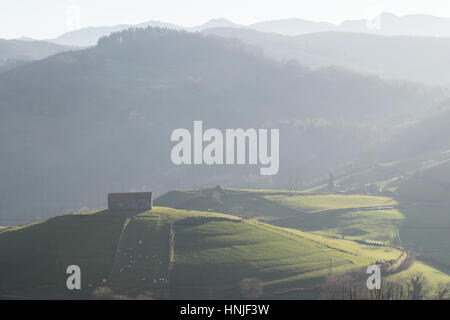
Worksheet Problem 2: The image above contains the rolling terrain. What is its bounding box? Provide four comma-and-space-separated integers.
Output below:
0, 203, 406, 299
1, 27, 444, 223
156, 187, 400, 242
1, 186, 449, 299
2, 16, 450, 301
307, 146, 450, 270
157, 187, 450, 291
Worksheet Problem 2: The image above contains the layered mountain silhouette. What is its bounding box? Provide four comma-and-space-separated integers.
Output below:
42, 12, 450, 47
203, 27, 450, 86
0, 27, 446, 223
252, 12, 450, 37
49, 18, 238, 47
0, 39, 79, 72
51, 21, 183, 47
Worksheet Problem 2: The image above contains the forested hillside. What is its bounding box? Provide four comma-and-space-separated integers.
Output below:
0, 27, 446, 222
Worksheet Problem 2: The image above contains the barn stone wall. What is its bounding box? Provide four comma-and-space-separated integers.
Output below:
107, 193, 153, 210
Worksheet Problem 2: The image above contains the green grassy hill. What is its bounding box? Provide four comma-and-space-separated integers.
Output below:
156, 187, 450, 293
312, 148, 450, 195
0, 212, 127, 298
345, 157, 450, 269
1, 186, 449, 299
0, 206, 404, 299
301, 148, 450, 271
156, 188, 401, 243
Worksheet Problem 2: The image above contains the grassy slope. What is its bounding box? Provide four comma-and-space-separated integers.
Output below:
302, 149, 450, 273
103, 206, 404, 298
0, 206, 402, 299
398, 206, 450, 266
393, 159, 450, 268
158, 189, 402, 243
396, 158, 450, 202
246, 191, 450, 284
1, 185, 449, 299
386, 261, 450, 290
0, 211, 127, 297
264, 194, 397, 213
150, 207, 401, 299
155, 189, 301, 220
156, 188, 450, 292
275, 209, 403, 241
264, 194, 402, 244
317, 148, 450, 194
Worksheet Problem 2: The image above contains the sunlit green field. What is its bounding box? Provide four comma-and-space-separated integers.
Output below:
0, 206, 404, 299
273, 208, 404, 243
264, 194, 397, 214
132, 207, 403, 298
1, 185, 449, 299
387, 260, 450, 289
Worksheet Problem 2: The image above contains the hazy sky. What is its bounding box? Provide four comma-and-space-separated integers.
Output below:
2, 0, 450, 39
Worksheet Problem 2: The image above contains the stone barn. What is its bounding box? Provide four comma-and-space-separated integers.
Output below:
108, 192, 153, 210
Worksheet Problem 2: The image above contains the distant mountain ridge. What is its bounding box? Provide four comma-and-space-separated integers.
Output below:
51, 20, 184, 47
0, 39, 78, 60
202, 27, 450, 86
7, 20, 450, 86
251, 12, 450, 37
249, 18, 336, 35
44, 12, 450, 47
0, 39, 79, 73
50, 18, 238, 46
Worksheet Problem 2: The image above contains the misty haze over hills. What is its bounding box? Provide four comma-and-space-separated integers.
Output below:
5, 12, 450, 87
0, 39, 79, 73
5, 25, 450, 87
251, 12, 450, 37
49, 18, 234, 47
1, 12, 450, 224
3, 4, 450, 301
41, 12, 450, 47
0, 27, 446, 223
203, 28, 450, 86
51, 20, 184, 47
